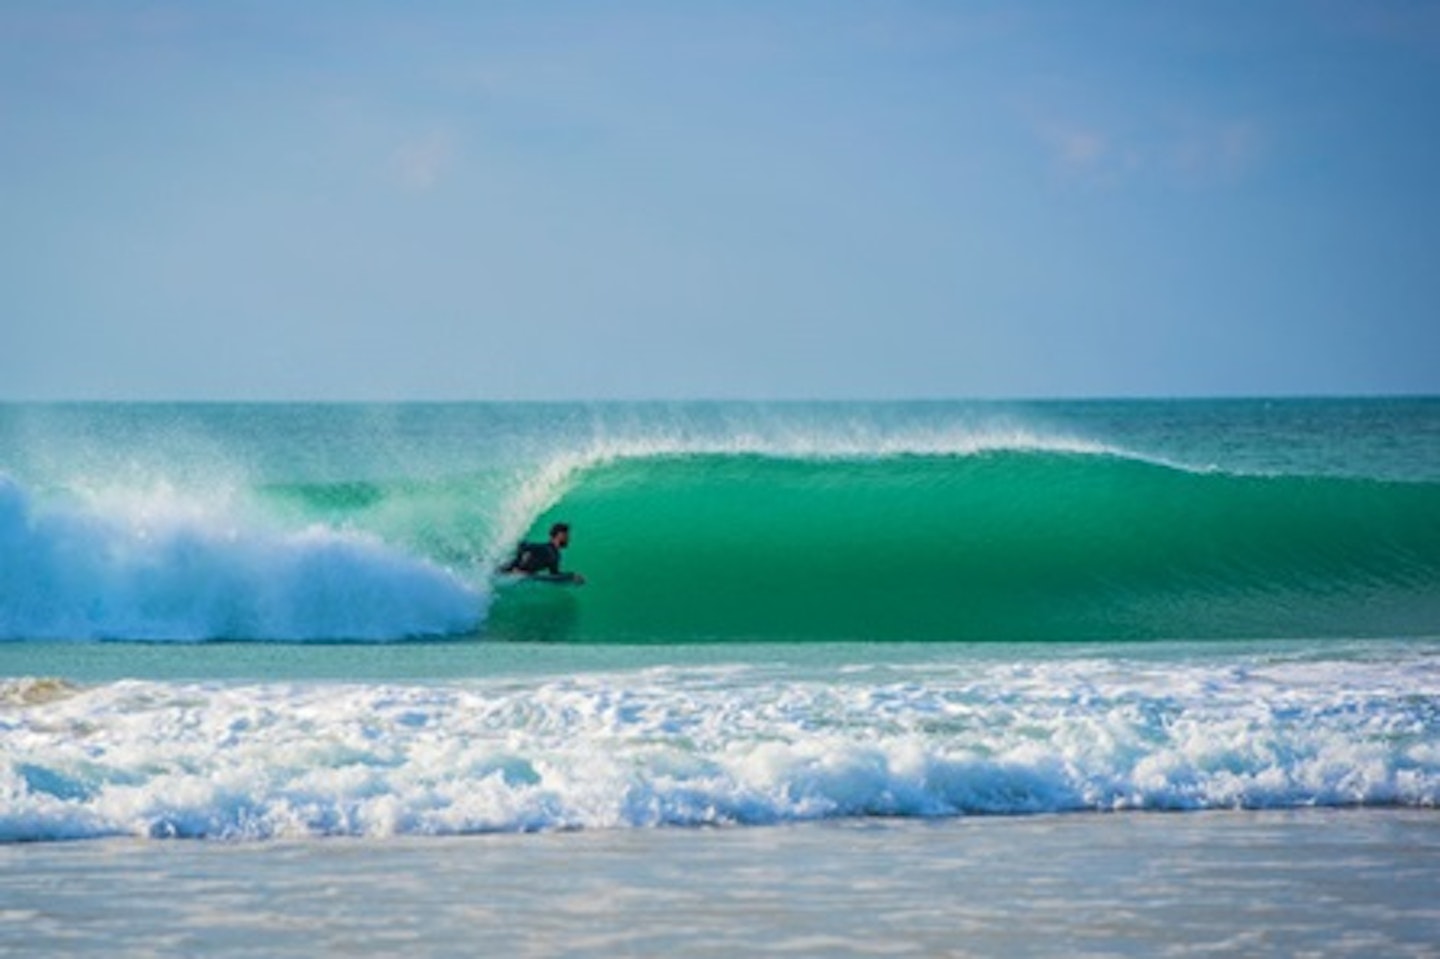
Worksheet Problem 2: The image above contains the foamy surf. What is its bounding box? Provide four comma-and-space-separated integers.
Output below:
0, 475, 483, 641
3, 650, 1436, 841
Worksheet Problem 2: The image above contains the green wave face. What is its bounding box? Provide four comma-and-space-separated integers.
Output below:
486, 451, 1440, 643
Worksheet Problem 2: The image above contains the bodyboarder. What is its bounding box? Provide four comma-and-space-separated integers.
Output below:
499, 522, 586, 584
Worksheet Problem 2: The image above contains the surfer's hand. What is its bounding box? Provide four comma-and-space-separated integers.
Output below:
573, 573, 586, 585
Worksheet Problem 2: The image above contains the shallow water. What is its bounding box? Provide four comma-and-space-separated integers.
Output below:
2, 810, 1435, 957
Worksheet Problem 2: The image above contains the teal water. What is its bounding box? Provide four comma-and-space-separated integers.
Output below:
3, 399, 1438, 645
0, 400, 1438, 842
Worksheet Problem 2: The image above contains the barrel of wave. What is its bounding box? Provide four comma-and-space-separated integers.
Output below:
480, 450, 1440, 644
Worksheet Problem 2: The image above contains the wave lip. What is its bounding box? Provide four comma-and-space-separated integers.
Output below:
479, 423, 1149, 562
2, 654, 1436, 842
0, 475, 482, 642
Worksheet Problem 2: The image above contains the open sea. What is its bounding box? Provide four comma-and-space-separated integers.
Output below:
2, 399, 1438, 955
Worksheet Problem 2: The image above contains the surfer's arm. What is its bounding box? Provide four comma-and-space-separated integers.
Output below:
529, 572, 586, 585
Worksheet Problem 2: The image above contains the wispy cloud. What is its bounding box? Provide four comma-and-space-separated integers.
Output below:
1031, 110, 1264, 187
392, 131, 456, 192
1056, 128, 1108, 168
1032, 117, 1140, 184
1169, 120, 1264, 181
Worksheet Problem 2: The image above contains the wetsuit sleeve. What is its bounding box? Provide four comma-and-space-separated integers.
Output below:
501, 542, 542, 574
500, 542, 575, 579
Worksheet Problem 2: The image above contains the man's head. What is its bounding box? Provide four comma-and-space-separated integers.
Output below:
549, 522, 571, 548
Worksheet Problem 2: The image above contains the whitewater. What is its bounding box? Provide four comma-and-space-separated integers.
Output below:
3, 645, 1437, 842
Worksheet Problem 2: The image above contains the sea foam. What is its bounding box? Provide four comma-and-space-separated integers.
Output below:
0, 475, 482, 641
2, 652, 1435, 841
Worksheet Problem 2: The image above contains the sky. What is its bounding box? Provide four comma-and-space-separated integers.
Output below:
2, 1, 1438, 401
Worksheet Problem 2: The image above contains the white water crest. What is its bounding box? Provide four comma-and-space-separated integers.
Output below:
482, 419, 1153, 566
3, 651, 1436, 841
0, 475, 483, 641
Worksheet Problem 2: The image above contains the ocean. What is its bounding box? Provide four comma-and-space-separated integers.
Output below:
2, 399, 1438, 955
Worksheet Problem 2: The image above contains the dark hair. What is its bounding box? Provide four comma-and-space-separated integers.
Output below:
549, 522, 570, 537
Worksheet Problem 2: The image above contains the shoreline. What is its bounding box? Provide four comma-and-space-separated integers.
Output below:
2, 808, 1435, 957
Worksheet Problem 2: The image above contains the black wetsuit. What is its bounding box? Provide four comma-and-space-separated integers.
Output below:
502, 541, 566, 577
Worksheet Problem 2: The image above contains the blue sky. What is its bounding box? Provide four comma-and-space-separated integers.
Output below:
3, 1, 1438, 400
